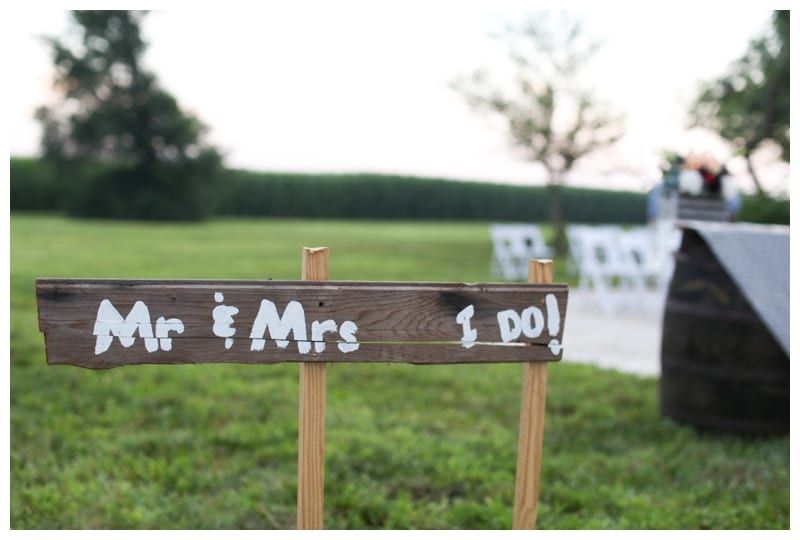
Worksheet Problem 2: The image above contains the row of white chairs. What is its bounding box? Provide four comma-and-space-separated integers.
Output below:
489, 223, 682, 315
566, 223, 681, 315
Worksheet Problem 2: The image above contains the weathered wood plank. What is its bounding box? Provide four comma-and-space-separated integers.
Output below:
36, 278, 568, 368
36, 279, 567, 343
41, 335, 559, 368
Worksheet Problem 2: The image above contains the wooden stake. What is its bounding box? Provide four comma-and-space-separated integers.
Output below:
512, 259, 552, 529
297, 247, 329, 530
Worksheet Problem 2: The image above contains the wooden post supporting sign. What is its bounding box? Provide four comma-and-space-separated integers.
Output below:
513, 259, 553, 529
35, 249, 568, 529
298, 247, 328, 530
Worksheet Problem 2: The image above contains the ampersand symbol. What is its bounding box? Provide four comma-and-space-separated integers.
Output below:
212, 292, 239, 349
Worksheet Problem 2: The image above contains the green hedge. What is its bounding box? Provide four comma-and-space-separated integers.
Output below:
738, 194, 790, 224
9, 156, 652, 223
9, 157, 62, 211
10, 156, 221, 221
215, 169, 648, 223
9, 157, 115, 213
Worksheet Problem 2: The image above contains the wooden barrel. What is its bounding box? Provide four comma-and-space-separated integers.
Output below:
675, 196, 731, 221
660, 229, 789, 435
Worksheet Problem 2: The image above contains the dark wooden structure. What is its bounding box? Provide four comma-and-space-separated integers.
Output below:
36, 279, 568, 368
660, 222, 789, 435
675, 196, 731, 221
658, 191, 732, 222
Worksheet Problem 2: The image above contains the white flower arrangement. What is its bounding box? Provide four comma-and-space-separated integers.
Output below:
662, 152, 739, 202
677, 169, 703, 196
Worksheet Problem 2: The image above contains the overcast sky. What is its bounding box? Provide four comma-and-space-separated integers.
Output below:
7, 5, 789, 194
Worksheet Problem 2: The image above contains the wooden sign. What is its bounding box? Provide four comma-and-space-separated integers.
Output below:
36, 249, 566, 530
36, 278, 568, 369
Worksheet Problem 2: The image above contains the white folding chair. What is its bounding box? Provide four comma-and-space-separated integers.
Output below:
615, 227, 666, 314
489, 224, 553, 281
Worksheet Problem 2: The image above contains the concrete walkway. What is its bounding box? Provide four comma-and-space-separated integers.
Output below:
560, 291, 663, 378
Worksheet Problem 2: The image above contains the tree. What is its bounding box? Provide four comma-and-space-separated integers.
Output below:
690, 10, 789, 195
452, 12, 623, 256
36, 10, 223, 220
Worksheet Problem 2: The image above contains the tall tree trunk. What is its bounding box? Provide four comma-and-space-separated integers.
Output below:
744, 151, 766, 196
547, 178, 567, 257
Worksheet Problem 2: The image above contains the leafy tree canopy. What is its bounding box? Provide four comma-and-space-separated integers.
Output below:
690, 11, 789, 194
452, 12, 623, 254
37, 10, 222, 220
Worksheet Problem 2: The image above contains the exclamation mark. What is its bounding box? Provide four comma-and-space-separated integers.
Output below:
545, 293, 561, 355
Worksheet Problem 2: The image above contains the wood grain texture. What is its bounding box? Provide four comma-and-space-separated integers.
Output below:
36, 278, 568, 368
297, 361, 326, 529
297, 247, 327, 530
36, 280, 566, 344
512, 259, 552, 530
38, 339, 559, 369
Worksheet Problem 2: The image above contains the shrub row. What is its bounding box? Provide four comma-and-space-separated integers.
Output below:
9, 156, 222, 221
11, 156, 787, 224
10, 157, 650, 223
9, 157, 65, 211
737, 193, 791, 224
214, 168, 649, 223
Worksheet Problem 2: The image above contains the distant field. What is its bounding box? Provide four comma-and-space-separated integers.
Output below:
10, 214, 789, 529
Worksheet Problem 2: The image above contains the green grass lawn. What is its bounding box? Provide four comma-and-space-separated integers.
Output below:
10, 214, 789, 529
